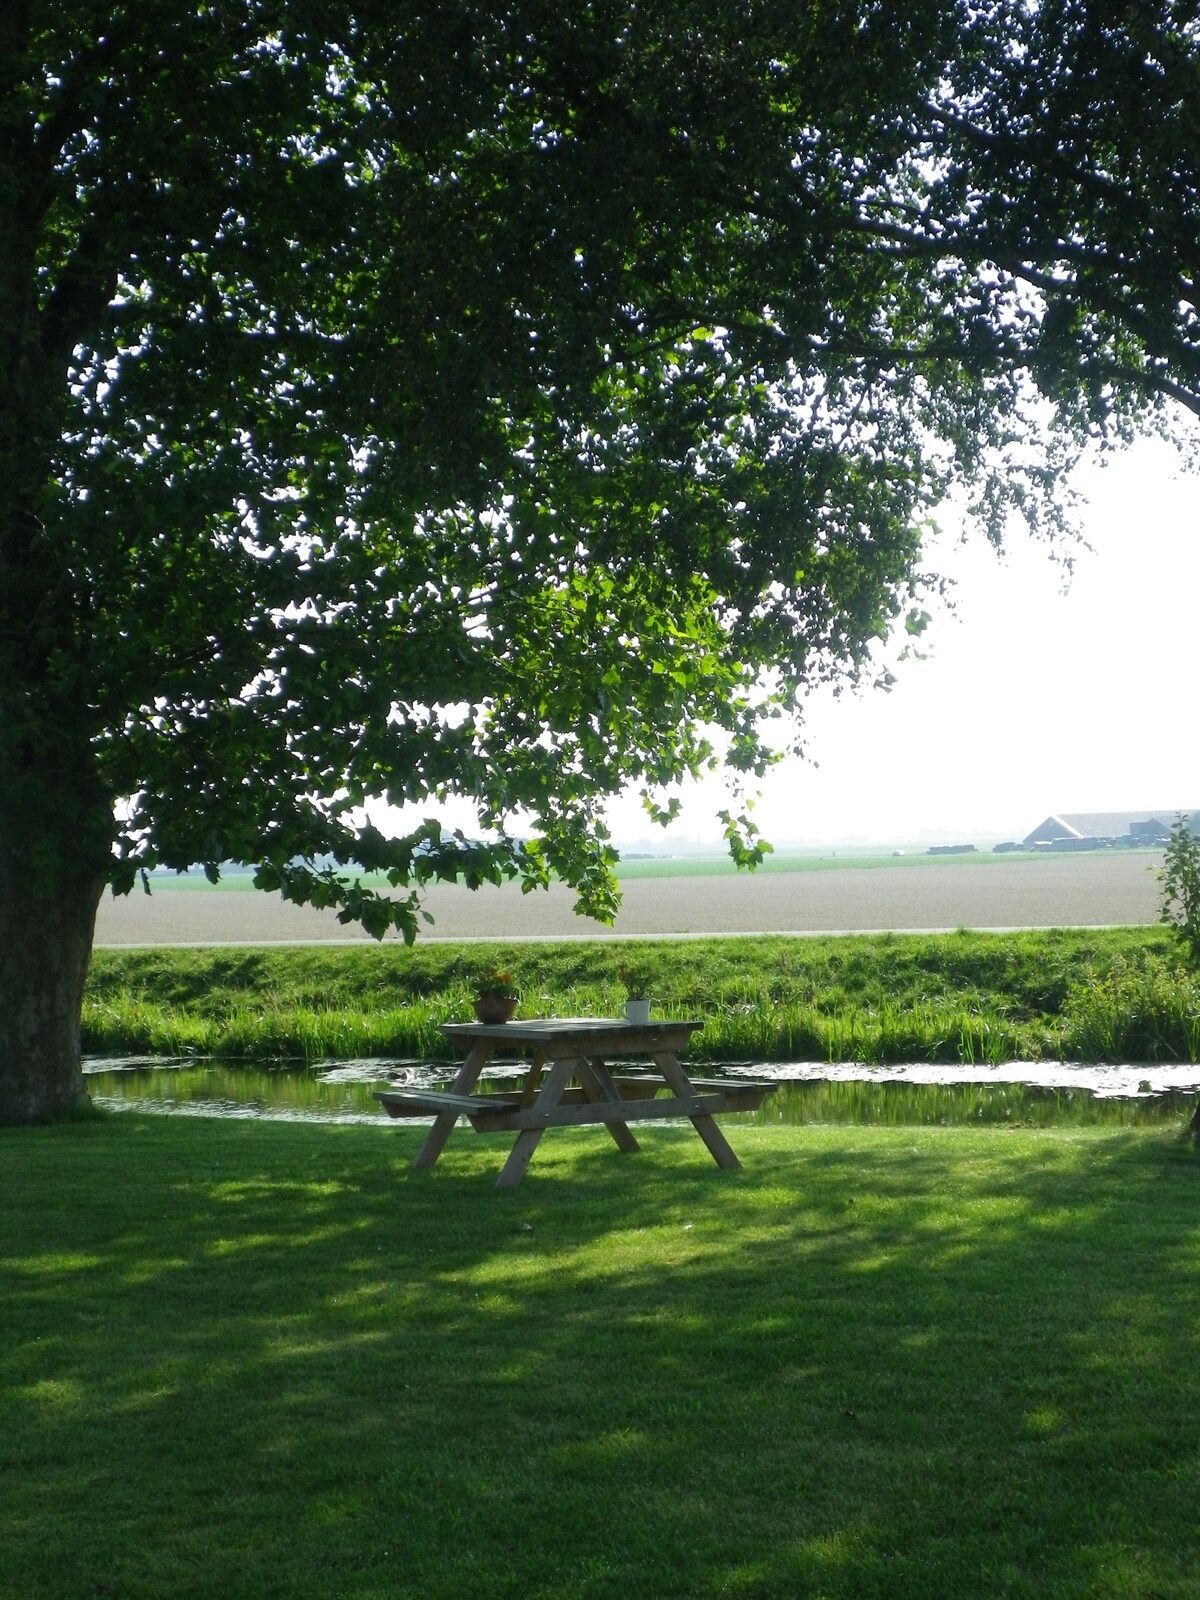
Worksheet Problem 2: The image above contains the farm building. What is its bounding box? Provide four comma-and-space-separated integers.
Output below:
1022, 811, 1200, 849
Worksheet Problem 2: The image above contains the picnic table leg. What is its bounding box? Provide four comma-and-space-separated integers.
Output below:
520, 1048, 547, 1106
652, 1051, 742, 1171
496, 1056, 574, 1189
412, 1040, 493, 1171
575, 1056, 640, 1154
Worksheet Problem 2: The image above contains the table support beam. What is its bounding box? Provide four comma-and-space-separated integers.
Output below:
574, 1057, 640, 1155
411, 1039, 492, 1171
651, 1050, 742, 1171
495, 1057, 575, 1189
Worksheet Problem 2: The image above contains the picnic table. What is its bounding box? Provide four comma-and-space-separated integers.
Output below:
374, 1017, 774, 1188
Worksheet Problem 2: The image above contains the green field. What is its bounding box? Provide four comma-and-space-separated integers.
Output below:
3, 1116, 1198, 1599
611, 848, 1051, 878
142, 847, 1063, 890
82, 926, 1200, 1067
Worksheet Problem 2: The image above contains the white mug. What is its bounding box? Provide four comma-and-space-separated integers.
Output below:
622, 998, 651, 1025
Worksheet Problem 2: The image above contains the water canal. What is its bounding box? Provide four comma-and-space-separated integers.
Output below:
84, 1055, 1200, 1131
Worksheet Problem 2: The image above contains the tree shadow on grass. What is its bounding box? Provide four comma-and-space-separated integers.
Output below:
2, 1117, 1198, 1599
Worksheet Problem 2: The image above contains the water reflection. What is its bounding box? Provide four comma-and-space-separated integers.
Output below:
84, 1055, 1200, 1130
754, 1079, 1199, 1129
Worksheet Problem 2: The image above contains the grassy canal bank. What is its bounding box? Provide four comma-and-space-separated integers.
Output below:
83, 925, 1200, 1066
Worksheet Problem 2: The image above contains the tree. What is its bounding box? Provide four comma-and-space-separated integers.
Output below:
1159, 815, 1200, 968
1157, 815, 1200, 1138
4, 1, 1199, 1123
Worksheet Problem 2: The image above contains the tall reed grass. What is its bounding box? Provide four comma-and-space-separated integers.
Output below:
1060, 955, 1200, 1063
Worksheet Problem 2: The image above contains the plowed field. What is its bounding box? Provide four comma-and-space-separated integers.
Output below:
93, 850, 1163, 944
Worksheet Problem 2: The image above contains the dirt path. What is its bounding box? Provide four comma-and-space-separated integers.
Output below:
93, 851, 1163, 944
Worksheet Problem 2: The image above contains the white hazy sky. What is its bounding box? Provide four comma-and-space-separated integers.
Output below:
377, 430, 1199, 852
603, 431, 1200, 849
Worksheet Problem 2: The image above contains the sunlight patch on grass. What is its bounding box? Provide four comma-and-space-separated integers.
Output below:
200, 1177, 356, 1203
2, 1251, 106, 1276
14, 1378, 84, 1410
1023, 1404, 1066, 1435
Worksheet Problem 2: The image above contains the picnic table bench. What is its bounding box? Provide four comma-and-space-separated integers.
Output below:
374, 1017, 775, 1188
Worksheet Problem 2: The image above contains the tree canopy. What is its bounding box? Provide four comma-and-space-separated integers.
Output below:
3, 1, 1199, 1118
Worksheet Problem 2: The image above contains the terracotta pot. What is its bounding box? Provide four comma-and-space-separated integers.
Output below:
474, 995, 517, 1024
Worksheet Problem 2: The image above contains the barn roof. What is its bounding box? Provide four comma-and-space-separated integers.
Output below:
1023, 810, 1200, 845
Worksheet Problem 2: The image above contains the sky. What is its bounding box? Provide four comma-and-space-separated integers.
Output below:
376, 430, 1200, 854
602, 431, 1200, 850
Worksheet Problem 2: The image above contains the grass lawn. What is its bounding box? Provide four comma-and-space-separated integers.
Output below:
3, 1118, 1199, 1599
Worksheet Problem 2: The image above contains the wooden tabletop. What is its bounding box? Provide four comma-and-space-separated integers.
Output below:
440, 1017, 703, 1051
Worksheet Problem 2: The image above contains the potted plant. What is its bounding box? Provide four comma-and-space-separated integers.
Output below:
473, 970, 518, 1024
617, 963, 653, 1026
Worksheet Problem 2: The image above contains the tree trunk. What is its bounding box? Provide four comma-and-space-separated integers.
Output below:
0, 845, 103, 1124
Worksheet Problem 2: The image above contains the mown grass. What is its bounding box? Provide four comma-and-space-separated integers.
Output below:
2, 1116, 1198, 1600
83, 926, 1200, 1064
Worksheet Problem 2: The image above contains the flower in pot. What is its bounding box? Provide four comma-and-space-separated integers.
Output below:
473, 970, 518, 1024
617, 964, 652, 1025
